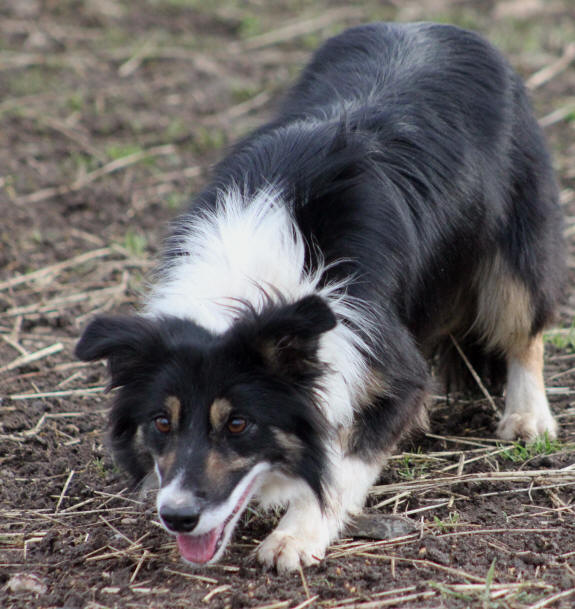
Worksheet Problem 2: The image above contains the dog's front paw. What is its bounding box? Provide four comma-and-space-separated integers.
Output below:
497, 411, 557, 442
257, 531, 326, 573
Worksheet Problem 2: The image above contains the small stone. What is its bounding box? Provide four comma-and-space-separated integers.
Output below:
7, 573, 47, 595
346, 513, 417, 540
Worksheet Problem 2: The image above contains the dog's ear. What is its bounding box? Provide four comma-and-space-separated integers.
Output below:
75, 315, 166, 387
256, 295, 337, 380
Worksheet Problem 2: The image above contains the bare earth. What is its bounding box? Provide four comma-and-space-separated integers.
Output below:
1, 1, 574, 608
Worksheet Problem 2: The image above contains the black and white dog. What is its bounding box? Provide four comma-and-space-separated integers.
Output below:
76, 22, 564, 572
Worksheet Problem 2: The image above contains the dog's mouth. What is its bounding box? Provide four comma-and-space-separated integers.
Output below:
176, 525, 224, 565
175, 470, 261, 565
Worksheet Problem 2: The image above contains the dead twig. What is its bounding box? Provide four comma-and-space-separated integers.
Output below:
351, 553, 487, 583
449, 335, 498, 413
0, 342, 63, 374
15, 145, 176, 205
8, 387, 105, 401
0, 282, 128, 319
0, 247, 117, 291
205, 90, 273, 125
118, 38, 158, 77
330, 591, 437, 609
54, 470, 75, 513
526, 587, 575, 609
291, 595, 318, 609
231, 7, 364, 52
540, 101, 575, 129
370, 469, 575, 497
526, 42, 575, 90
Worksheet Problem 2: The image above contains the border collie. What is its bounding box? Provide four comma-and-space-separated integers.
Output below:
76, 22, 564, 572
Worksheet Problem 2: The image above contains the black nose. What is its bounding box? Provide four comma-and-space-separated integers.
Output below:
160, 506, 200, 533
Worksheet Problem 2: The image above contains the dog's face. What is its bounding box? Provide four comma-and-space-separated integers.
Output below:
76, 295, 335, 564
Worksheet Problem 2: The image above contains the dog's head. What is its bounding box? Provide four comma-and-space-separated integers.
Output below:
76, 295, 336, 564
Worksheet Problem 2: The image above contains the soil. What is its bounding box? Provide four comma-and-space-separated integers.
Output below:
1, 1, 574, 608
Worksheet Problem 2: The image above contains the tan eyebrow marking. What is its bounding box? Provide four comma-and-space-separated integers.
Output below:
165, 396, 182, 430
209, 398, 233, 431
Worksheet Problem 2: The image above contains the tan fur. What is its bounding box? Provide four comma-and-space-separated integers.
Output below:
165, 396, 182, 430
337, 425, 352, 453
205, 449, 254, 485
514, 332, 546, 392
473, 253, 534, 356
356, 366, 387, 405
272, 429, 304, 457
209, 398, 233, 431
157, 449, 177, 479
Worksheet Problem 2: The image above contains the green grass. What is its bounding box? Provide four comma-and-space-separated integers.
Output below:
123, 229, 148, 257
68, 151, 100, 174
66, 92, 86, 113
238, 15, 263, 39
191, 126, 227, 154
106, 144, 145, 161
231, 85, 263, 104
499, 433, 563, 463
430, 582, 474, 603
91, 457, 121, 479
432, 511, 460, 533
397, 451, 429, 480
164, 191, 188, 209
483, 558, 497, 609
7, 67, 61, 96
164, 117, 188, 141
545, 320, 575, 352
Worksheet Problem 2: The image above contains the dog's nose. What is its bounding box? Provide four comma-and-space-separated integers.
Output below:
160, 506, 200, 533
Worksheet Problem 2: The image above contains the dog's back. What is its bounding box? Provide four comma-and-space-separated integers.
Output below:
187, 21, 563, 388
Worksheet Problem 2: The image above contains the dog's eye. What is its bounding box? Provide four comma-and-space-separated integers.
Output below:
226, 416, 247, 435
154, 415, 172, 434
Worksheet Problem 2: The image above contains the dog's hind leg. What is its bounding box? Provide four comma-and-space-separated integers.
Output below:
498, 332, 557, 440
474, 254, 558, 441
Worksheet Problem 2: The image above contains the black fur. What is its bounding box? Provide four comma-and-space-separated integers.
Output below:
162, 22, 563, 456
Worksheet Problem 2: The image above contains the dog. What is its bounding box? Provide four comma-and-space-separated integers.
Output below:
76, 22, 564, 572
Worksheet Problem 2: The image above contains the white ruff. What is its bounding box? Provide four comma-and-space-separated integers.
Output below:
145, 187, 373, 427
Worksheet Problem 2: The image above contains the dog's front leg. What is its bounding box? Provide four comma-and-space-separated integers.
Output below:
257, 330, 428, 572
256, 455, 382, 573
256, 487, 330, 572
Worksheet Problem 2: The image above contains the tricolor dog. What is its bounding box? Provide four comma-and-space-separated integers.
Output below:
76, 22, 564, 572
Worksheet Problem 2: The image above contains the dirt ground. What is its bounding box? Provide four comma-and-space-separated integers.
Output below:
1, 1, 575, 608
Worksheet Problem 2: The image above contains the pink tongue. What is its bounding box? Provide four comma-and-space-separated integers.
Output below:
177, 526, 222, 564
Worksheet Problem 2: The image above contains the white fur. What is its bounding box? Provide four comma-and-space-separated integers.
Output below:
257, 485, 330, 572
327, 453, 383, 532
256, 451, 383, 572
156, 471, 196, 516
145, 187, 374, 427
498, 359, 557, 441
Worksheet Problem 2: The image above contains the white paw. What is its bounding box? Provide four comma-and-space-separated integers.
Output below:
497, 411, 557, 441
257, 530, 326, 573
